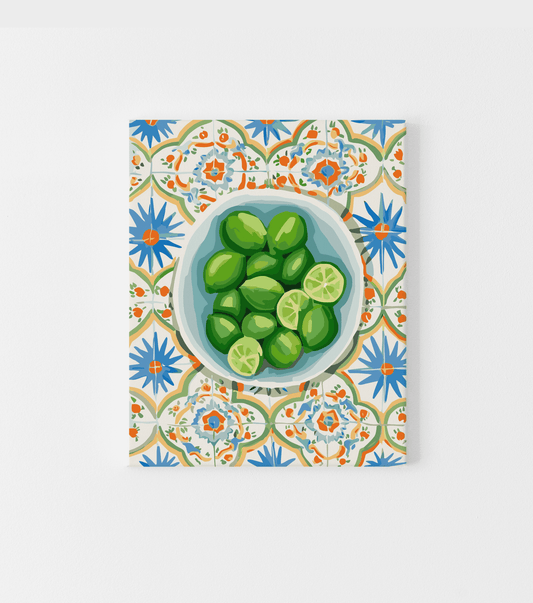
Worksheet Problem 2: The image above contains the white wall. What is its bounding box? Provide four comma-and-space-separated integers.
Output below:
1, 23, 532, 603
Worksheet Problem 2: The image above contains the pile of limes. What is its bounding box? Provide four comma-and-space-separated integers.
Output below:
204, 210, 346, 377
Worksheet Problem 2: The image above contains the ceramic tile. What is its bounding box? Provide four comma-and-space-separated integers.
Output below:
129, 119, 407, 466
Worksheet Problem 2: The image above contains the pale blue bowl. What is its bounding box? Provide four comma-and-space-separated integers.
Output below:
173, 192, 364, 387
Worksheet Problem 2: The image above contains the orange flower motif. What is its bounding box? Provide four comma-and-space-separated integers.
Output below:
166, 154, 175, 163
393, 169, 402, 179
224, 454, 233, 461
162, 309, 172, 318
202, 410, 226, 433
364, 287, 375, 300
360, 431, 369, 440
203, 159, 226, 183
129, 428, 138, 438
249, 160, 256, 167
200, 204, 208, 212
394, 149, 403, 161
338, 389, 346, 398
356, 173, 365, 184
398, 412, 407, 423
359, 152, 367, 163
199, 130, 208, 139
397, 290, 406, 300
310, 388, 318, 397
219, 133, 229, 143
130, 177, 138, 186
169, 432, 177, 441
361, 312, 371, 323
360, 409, 368, 419
166, 179, 175, 189
307, 130, 318, 139
279, 156, 290, 167
285, 408, 294, 418
313, 455, 321, 464
132, 155, 141, 166
244, 432, 251, 440
396, 431, 405, 441
285, 429, 294, 438
330, 127, 340, 139
201, 384, 211, 392
132, 308, 143, 318
160, 286, 170, 297
241, 408, 249, 416
398, 314, 406, 324
219, 386, 227, 394
339, 458, 347, 465
276, 175, 287, 187
131, 403, 141, 414
312, 159, 341, 187
317, 409, 340, 433
134, 287, 145, 297
173, 405, 180, 412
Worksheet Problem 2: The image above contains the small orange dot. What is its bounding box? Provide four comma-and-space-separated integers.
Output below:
142, 229, 159, 246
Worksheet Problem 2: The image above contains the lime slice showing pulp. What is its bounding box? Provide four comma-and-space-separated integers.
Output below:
228, 337, 263, 376
276, 290, 310, 330
303, 263, 346, 304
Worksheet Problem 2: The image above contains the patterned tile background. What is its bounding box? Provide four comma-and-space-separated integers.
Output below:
129, 119, 406, 467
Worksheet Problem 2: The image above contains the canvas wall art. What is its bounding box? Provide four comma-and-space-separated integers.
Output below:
129, 119, 407, 467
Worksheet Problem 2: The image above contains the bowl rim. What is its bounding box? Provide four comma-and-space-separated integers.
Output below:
172, 190, 365, 387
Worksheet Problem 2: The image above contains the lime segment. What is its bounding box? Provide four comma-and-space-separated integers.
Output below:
303, 262, 346, 304
227, 337, 263, 376
276, 290, 311, 330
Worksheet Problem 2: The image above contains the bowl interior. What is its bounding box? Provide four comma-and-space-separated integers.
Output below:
174, 193, 363, 387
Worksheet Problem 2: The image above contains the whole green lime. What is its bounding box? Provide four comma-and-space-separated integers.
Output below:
203, 250, 246, 294
267, 211, 307, 256
263, 328, 302, 368
206, 314, 242, 354
242, 312, 277, 340
281, 247, 315, 285
247, 252, 283, 279
299, 304, 338, 352
213, 289, 246, 322
220, 211, 267, 255
239, 276, 284, 312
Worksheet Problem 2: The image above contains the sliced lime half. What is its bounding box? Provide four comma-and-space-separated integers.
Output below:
276, 290, 311, 330
227, 336, 263, 377
303, 262, 346, 305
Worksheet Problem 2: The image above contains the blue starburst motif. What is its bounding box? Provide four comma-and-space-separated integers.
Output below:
366, 450, 406, 467
129, 332, 182, 395
348, 334, 406, 401
244, 120, 294, 146
248, 442, 295, 467
139, 447, 179, 467
354, 193, 405, 274
130, 198, 184, 272
130, 120, 176, 147
193, 148, 235, 192
352, 120, 405, 147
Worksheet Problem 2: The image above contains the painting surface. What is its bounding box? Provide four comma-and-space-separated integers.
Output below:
129, 120, 407, 467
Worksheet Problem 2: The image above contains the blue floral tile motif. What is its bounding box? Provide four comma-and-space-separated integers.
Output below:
130, 119, 177, 147
248, 442, 295, 467
139, 447, 180, 467
128, 119, 407, 467
129, 198, 184, 272
348, 334, 406, 402
129, 332, 182, 395
352, 120, 405, 147
354, 193, 406, 274
244, 120, 295, 145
